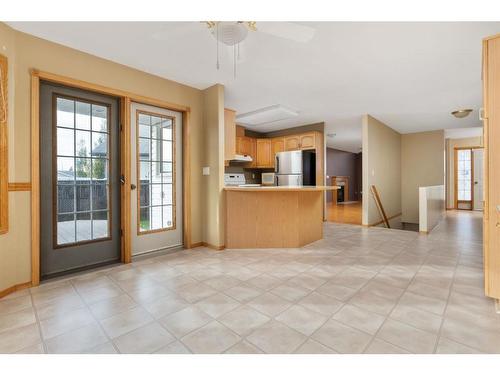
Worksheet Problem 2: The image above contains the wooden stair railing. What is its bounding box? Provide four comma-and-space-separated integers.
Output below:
370, 185, 390, 228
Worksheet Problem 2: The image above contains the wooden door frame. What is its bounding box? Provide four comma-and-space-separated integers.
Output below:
453, 146, 483, 210
31, 70, 192, 286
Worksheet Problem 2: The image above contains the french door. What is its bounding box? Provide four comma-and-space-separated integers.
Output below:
473, 149, 484, 211
130, 102, 183, 255
39, 82, 121, 278
455, 147, 484, 211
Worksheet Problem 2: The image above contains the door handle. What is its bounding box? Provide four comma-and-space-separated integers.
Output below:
131, 184, 137, 190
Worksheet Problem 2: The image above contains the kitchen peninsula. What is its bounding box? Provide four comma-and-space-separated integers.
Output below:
224, 186, 338, 248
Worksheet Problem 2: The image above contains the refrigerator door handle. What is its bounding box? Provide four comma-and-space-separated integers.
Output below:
275, 155, 279, 173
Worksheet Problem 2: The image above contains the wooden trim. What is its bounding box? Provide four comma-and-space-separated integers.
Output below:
31, 74, 40, 286
0, 281, 32, 299
32, 70, 190, 113
31, 70, 193, 283
0, 54, 8, 235
189, 242, 224, 250
8, 182, 32, 191
453, 147, 483, 210
483, 33, 500, 42
201, 242, 225, 250
121, 97, 132, 263
182, 111, 191, 249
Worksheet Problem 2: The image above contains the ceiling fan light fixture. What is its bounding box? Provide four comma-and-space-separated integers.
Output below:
210, 22, 248, 46
451, 109, 473, 118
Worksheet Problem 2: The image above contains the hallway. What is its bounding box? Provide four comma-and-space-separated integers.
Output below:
326, 201, 362, 225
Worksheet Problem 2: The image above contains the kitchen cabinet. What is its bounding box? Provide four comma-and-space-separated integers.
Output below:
272, 137, 284, 156
284, 135, 300, 151
224, 109, 236, 160
237, 136, 253, 156
256, 139, 273, 168
284, 132, 317, 151
300, 132, 317, 149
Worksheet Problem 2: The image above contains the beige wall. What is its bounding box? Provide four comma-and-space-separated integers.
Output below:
362, 115, 402, 225
0, 23, 215, 292
401, 130, 445, 223
202, 84, 225, 247
445, 136, 483, 208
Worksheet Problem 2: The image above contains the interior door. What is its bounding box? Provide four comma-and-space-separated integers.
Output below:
455, 148, 473, 210
131, 102, 183, 255
473, 148, 484, 211
40, 82, 120, 278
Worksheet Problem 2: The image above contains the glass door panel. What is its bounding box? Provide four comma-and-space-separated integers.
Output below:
54, 95, 111, 247
136, 110, 176, 233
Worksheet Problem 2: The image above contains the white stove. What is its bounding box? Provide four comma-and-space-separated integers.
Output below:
224, 173, 261, 187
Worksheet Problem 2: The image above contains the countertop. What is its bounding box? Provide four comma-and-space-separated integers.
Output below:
224, 186, 339, 192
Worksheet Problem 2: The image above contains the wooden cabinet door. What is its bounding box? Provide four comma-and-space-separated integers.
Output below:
285, 135, 300, 151
271, 137, 284, 168
238, 136, 253, 156
256, 139, 272, 167
224, 109, 236, 160
300, 132, 316, 149
249, 138, 257, 167
272, 137, 284, 156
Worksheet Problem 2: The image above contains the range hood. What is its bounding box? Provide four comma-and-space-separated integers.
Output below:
231, 154, 253, 162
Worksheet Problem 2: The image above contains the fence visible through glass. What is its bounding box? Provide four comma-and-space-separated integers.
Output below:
55, 96, 111, 246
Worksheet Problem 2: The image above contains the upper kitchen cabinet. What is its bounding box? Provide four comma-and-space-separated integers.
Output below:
300, 132, 317, 149
284, 135, 300, 151
256, 139, 273, 168
224, 108, 236, 160
284, 131, 319, 151
272, 137, 285, 156
237, 136, 253, 156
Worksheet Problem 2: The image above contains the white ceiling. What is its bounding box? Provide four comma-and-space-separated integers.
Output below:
8, 22, 499, 153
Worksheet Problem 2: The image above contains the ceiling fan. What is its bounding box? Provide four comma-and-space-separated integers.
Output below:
205, 21, 316, 77
152, 22, 316, 77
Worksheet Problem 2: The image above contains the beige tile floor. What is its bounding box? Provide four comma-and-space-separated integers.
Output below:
1, 210, 499, 354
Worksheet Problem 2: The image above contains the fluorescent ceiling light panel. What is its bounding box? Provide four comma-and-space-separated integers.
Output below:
236, 105, 298, 126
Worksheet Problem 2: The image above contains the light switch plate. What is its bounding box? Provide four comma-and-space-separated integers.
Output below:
202, 167, 210, 176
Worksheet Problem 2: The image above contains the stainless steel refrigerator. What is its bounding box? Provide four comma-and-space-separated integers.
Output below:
275, 150, 316, 186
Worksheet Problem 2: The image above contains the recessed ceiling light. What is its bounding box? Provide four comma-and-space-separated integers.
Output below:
451, 109, 473, 118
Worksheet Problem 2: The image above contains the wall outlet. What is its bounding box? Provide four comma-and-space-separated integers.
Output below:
202, 167, 210, 176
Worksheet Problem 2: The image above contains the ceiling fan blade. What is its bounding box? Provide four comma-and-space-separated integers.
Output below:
256, 22, 316, 43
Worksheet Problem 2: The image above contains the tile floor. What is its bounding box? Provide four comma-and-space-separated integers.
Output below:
1, 210, 499, 354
